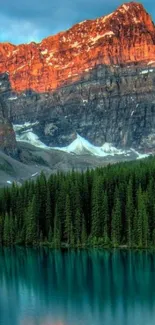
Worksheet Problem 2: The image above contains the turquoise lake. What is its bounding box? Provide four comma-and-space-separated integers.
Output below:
0, 248, 155, 325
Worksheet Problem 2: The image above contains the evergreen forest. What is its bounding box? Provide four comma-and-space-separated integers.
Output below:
1, 157, 155, 248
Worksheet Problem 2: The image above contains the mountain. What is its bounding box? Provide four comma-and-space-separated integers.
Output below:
1, 2, 155, 160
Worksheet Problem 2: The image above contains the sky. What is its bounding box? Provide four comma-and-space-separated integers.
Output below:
0, 0, 155, 45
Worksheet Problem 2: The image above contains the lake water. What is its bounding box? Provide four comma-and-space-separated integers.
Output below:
0, 248, 155, 325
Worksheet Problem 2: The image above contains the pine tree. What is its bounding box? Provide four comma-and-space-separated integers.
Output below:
64, 195, 72, 245
25, 198, 37, 245
132, 209, 138, 247
53, 204, 61, 247
81, 215, 87, 246
9, 212, 15, 245
55, 182, 66, 241
91, 177, 102, 240
75, 208, 81, 244
38, 172, 47, 236
70, 180, 82, 244
152, 229, 155, 246
3, 213, 10, 246
16, 192, 24, 243
146, 179, 154, 241
142, 192, 149, 248
82, 172, 90, 233
70, 222, 75, 247
48, 226, 53, 243
111, 194, 121, 247
102, 191, 109, 244
136, 186, 143, 247
0, 215, 3, 245
45, 185, 52, 238
10, 183, 18, 217
126, 179, 134, 247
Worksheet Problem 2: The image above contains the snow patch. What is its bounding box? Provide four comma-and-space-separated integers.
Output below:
12, 49, 19, 54
31, 172, 39, 177
140, 69, 154, 74
71, 41, 80, 48
130, 148, 150, 160
8, 96, 18, 101
120, 4, 130, 12
90, 31, 114, 43
46, 52, 54, 62
15, 65, 26, 71
78, 20, 87, 25
122, 4, 129, 10
147, 61, 155, 65
7, 181, 12, 185
15, 128, 126, 157
41, 49, 48, 55
62, 36, 67, 42
61, 63, 72, 69
16, 130, 49, 149
13, 121, 39, 132
14, 128, 152, 160
133, 17, 140, 23
53, 134, 126, 157
101, 13, 113, 24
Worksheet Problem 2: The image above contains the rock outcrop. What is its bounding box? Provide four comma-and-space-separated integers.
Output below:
1, 2, 155, 152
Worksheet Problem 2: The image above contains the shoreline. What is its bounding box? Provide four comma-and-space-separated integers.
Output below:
1, 243, 155, 251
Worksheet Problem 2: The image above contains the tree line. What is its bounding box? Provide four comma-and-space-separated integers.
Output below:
1, 156, 155, 248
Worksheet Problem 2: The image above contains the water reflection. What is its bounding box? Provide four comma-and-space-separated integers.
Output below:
0, 248, 155, 325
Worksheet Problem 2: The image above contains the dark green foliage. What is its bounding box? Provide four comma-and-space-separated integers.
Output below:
53, 204, 61, 248
81, 215, 87, 246
25, 198, 37, 246
64, 195, 72, 245
1, 156, 155, 247
0, 215, 3, 245
102, 191, 109, 244
111, 196, 121, 247
3, 213, 11, 246
126, 179, 134, 247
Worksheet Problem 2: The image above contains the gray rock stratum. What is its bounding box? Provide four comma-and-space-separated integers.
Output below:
4, 63, 155, 152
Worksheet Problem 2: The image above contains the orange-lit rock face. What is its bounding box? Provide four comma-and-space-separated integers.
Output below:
0, 2, 155, 92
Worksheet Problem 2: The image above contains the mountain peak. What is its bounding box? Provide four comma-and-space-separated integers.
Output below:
119, 2, 146, 11
115, 2, 154, 31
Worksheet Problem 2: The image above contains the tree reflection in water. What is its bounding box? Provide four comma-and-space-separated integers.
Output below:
1, 248, 155, 325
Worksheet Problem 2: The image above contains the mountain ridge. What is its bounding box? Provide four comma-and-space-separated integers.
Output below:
0, 2, 155, 92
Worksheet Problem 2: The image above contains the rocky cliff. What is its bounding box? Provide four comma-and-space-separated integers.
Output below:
1, 2, 155, 152
0, 74, 17, 155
